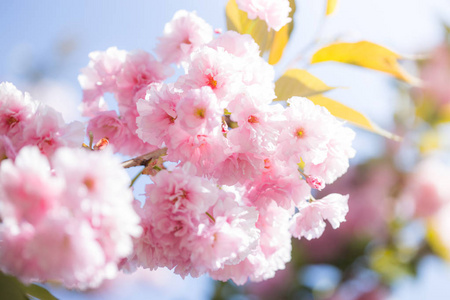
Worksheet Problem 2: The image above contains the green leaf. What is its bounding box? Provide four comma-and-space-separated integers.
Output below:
0, 272, 28, 300
274, 69, 336, 100
25, 284, 58, 300
311, 41, 420, 84
307, 94, 401, 141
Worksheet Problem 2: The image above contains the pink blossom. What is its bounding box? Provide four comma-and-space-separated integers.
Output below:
155, 10, 213, 65
175, 87, 223, 135
245, 162, 311, 210
87, 110, 128, 152
236, 0, 292, 31
166, 128, 228, 175
306, 175, 325, 190
176, 46, 244, 106
210, 203, 292, 284
0, 146, 141, 289
78, 47, 127, 116
279, 97, 334, 165
0, 82, 37, 145
304, 125, 356, 184
290, 193, 349, 240
23, 104, 84, 156
136, 83, 182, 147
421, 44, 450, 106
399, 158, 450, 218
115, 50, 172, 103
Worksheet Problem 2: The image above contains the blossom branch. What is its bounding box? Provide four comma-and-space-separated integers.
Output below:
121, 148, 167, 168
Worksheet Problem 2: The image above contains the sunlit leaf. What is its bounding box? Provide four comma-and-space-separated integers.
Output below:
311, 41, 420, 84
226, 0, 296, 64
426, 221, 450, 260
326, 0, 338, 15
268, 0, 296, 64
308, 95, 401, 140
274, 69, 335, 100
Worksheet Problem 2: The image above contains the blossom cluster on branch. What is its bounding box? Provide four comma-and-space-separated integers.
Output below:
0, 7, 355, 289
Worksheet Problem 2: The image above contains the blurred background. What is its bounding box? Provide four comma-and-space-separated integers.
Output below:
2, 0, 450, 299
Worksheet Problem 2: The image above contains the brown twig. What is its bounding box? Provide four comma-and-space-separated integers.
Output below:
121, 148, 167, 168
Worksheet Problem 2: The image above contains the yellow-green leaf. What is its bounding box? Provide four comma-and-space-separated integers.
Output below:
326, 0, 338, 15
311, 41, 419, 84
308, 94, 401, 140
426, 220, 450, 261
226, 0, 296, 63
274, 69, 336, 100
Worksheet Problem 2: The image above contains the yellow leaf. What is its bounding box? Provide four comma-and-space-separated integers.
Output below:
326, 0, 338, 15
419, 130, 440, 153
274, 69, 336, 100
311, 41, 419, 84
426, 221, 450, 261
308, 94, 401, 140
226, 0, 296, 62
268, 23, 289, 65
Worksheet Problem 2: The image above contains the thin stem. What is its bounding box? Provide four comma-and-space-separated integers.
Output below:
121, 148, 167, 169
130, 168, 144, 187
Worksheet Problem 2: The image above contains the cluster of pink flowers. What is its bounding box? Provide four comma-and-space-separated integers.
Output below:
79, 11, 355, 284
0, 146, 141, 289
0, 82, 83, 158
0, 8, 355, 288
0, 82, 142, 289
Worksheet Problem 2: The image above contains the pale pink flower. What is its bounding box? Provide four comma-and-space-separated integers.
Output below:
306, 175, 325, 191
0, 146, 141, 289
208, 31, 260, 59
421, 44, 450, 106
155, 10, 213, 65
166, 128, 228, 175
0, 146, 63, 225
0, 82, 37, 145
78, 47, 127, 116
176, 46, 244, 106
279, 97, 334, 166
210, 203, 292, 284
290, 193, 349, 240
399, 158, 450, 218
212, 151, 265, 186
236, 0, 292, 31
245, 162, 311, 210
175, 87, 222, 135
189, 193, 260, 276
304, 125, 356, 184
116, 50, 172, 103
208, 33, 275, 99
23, 104, 84, 156
136, 83, 182, 147
87, 110, 128, 153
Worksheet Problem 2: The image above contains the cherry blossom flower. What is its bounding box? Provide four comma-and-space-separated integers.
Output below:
155, 10, 213, 65
236, 0, 292, 31
290, 193, 349, 240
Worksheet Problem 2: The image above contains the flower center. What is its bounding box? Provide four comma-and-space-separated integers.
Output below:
207, 74, 217, 89
248, 115, 259, 123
